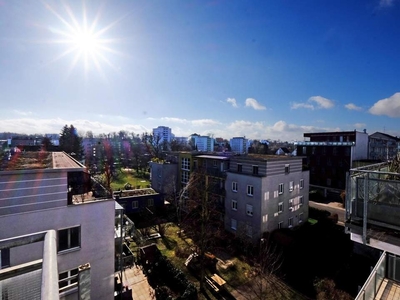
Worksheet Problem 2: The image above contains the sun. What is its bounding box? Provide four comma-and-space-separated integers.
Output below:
44, 1, 124, 77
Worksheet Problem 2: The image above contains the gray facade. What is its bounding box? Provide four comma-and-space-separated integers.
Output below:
224, 155, 309, 241
0, 152, 115, 300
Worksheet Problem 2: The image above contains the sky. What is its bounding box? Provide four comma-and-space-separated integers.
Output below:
0, 0, 400, 142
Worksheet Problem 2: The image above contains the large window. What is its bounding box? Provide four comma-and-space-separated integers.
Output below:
181, 171, 189, 184
289, 181, 294, 192
285, 164, 290, 174
232, 181, 238, 192
247, 185, 254, 196
289, 199, 294, 210
181, 157, 190, 170
279, 183, 284, 195
231, 219, 237, 230
58, 226, 80, 252
300, 179, 304, 189
288, 217, 293, 228
59, 268, 78, 290
231, 200, 238, 211
246, 204, 253, 216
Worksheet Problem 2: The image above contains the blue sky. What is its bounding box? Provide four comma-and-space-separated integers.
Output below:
0, 0, 399, 141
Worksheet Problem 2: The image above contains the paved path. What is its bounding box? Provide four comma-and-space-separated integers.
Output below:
119, 266, 155, 300
309, 201, 345, 224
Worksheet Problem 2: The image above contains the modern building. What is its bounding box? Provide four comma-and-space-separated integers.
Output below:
224, 154, 309, 241
345, 160, 400, 299
295, 130, 369, 192
368, 132, 400, 161
149, 157, 179, 203
153, 126, 173, 144
0, 151, 116, 299
113, 188, 162, 214
189, 134, 214, 152
230, 137, 248, 154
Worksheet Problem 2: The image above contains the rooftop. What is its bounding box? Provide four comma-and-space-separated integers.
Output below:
1, 151, 84, 171
230, 154, 299, 161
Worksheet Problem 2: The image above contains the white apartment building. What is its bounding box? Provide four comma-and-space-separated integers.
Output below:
0, 152, 116, 299
153, 126, 173, 144
230, 137, 248, 154
190, 134, 214, 152
225, 155, 309, 241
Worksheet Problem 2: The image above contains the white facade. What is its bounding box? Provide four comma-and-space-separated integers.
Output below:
224, 155, 309, 241
230, 137, 248, 154
153, 126, 173, 144
0, 152, 115, 300
191, 135, 214, 152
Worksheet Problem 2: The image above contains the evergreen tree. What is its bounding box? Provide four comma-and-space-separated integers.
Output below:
59, 125, 83, 160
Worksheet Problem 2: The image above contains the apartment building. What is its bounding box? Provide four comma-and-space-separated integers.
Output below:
0, 151, 116, 299
225, 155, 309, 241
189, 134, 214, 152
368, 132, 400, 161
153, 126, 173, 144
230, 137, 248, 154
295, 130, 368, 192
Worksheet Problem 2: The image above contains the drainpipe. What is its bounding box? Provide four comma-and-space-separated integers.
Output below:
41, 230, 59, 300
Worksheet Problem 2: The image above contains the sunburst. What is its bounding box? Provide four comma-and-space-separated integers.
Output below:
43, 1, 125, 78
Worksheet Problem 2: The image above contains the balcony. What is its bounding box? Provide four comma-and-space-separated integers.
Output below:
345, 162, 400, 253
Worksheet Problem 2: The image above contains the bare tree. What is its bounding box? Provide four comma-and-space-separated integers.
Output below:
142, 132, 163, 159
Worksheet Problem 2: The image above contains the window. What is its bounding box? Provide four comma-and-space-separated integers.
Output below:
279, 183, 284, 195
237, 164, 242, 172
252, 165, 259, 175
278, 202, 283, 213
213, 160, 218, 168
1, 248, 10, 268
148, 198, 154, 207
181, 157, 190, 170
299, 213, 304, 223
246, 224, 253, 237
299, 196, 304, 206
289, 181, 294, 192
132, 201, 138, 209
278, 221, 283, 229
288, 217, 293, 228
285, 164, 290, 174
300, 179, 304, 189
247, 185, 254, 196
302, 146, 306, 154
289, 199, 293, 210
59, 268, 78, 290
181, 171, 189, 184
58, 226, 80, 252
246, 204, 253, 216
231, 200, 237, 210
231, 219, 237, 230
232, 181, 238, 192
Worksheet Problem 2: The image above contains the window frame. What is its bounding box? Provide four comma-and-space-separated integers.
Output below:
246, 224, 253, 237
299, 196, 304, 206
278, 221, 283, 229
279, 183, 284, 195
278, 202, 283, 213
246, 204, 253, 216
288, 217, 293, 228
299, 213, 304, 223
300, 179, 304, 189
289, 181, 294, 192
59, 268, 79, 291
148, 198, 154, 207
231, 200, 238, 211
232, 181, 238, 192
252, 165, 259, 175
247, 185, 254, 196
285, 164, 290, 174
237, 164, 242, 172
231, 219, 237, 230
58, 226, 81, 253
132, 200, 139, 209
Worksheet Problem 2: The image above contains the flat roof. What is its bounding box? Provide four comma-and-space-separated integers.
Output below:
1, 151, 84, 171
196, 155, 230, 160
230, 154, 300, 161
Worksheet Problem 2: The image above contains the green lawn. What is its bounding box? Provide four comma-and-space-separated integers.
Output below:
111, 168, 150, 191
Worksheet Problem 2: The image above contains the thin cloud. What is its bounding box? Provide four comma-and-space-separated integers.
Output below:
226, 98, 238, 108
13, 110, 33, 116
291, 96, 334, 110
379, 0, 395, 8
369, 92, 400, 117
245, 98, 266, 110
354, 123, 366, 129
345, 103, 362, 111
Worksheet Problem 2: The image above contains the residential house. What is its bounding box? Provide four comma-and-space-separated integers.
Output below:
368, 132, 400, 161
225, 154, 309, 241
113, 188, 162, 214
0, 151, 116, 299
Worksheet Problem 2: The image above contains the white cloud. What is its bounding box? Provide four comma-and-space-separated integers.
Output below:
291, 96, 335, 110
354, 123, 366, 129
245, 98, 266, 110
226, 98, 238, 108
369, 93, 400, 117
345, 103, 362, 111
13, 110, 33, 116
379, 0, 395, 8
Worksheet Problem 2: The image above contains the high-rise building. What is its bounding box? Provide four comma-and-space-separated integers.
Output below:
153, 126, 173, 144
230, 137, 248, 154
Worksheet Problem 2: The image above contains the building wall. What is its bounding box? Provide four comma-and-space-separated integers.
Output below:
230, 137, 248, 154
150, 161, 179, 197
353, 131, 369, 161
224, 157, 309, 241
